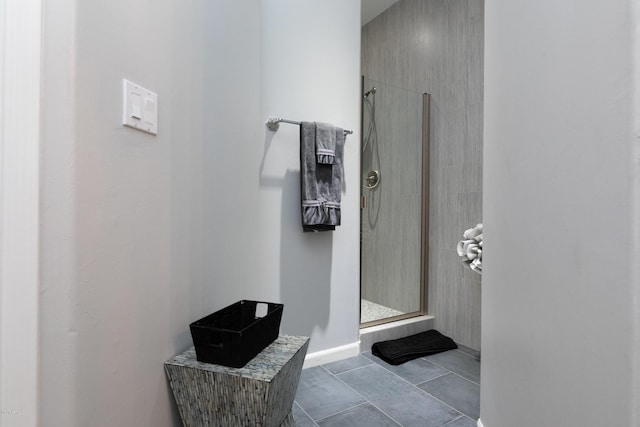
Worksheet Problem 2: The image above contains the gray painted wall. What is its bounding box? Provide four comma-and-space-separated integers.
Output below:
361, 0, 484, 349
483, 0, 639, 425
38, 1, 360, 425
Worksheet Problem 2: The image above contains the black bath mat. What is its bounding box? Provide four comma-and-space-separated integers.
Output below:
371, 329, 458, 365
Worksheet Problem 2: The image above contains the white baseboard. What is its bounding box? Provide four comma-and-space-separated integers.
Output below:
303, 341, 360, 369
477, 418, 484, 427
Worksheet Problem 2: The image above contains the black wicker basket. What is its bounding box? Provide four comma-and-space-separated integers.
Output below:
190, 300, 284, 368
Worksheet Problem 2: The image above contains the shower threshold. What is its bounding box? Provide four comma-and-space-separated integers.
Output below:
359, 315, 435, 353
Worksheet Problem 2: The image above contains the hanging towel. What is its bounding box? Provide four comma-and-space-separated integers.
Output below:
300, 121, 345, 232
315, 122, 341, 164
371, 329, 458, 365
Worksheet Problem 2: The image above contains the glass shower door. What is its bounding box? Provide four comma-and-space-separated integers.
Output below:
360, 76, 429, 326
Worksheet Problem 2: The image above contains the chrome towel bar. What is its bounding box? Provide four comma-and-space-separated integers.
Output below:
266, 117, 353, 135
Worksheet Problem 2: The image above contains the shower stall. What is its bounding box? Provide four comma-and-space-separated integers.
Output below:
360, 76, 430, 326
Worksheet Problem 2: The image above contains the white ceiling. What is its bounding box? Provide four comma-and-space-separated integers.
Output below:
361, 0, 400, 26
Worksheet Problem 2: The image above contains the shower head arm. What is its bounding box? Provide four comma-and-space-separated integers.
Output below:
364, 87, 377, 98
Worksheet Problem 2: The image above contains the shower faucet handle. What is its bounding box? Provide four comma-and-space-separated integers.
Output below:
364, 170, 380, 189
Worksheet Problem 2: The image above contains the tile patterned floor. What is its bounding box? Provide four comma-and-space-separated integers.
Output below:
293, 345, 480, 427
360, 299, 405, 324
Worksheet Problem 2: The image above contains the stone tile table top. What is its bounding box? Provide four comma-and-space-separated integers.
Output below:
166, 335, 309, 381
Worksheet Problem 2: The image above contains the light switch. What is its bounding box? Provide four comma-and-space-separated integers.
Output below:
131, 92, 142, 119
122, 79, 158, 135
143, 97, 156, 125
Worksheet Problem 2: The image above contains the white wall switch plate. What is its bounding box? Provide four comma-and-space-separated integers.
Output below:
122, 79, 158, 135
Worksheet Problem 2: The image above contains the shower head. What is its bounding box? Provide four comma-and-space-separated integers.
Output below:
364, 87, 377, 98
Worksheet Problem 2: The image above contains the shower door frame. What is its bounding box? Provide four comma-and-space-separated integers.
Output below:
359, 83, 431, 328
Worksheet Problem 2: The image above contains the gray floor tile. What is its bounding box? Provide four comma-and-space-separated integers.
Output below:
443, 415, 478, 427
456, 344, 480, 360
295, 366, 367, 421
423, 350, 480, 383
418, 373, 480, 419
317, 403, 400, 427
337, 364, 461, 427
362, 351, 451, 384
323, 354, 374, 374
292, 402, 318, 427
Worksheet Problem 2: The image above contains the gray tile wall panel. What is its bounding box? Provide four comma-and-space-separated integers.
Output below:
362, 0, 483, 350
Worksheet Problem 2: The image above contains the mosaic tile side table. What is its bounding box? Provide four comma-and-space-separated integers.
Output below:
165, 335, 309, 427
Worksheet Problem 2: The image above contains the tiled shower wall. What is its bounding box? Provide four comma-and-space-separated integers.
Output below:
362, 0, 483, 349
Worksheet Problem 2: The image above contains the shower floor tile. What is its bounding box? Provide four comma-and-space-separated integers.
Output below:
294, 347, 481, 427
361, 299, 405, 323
